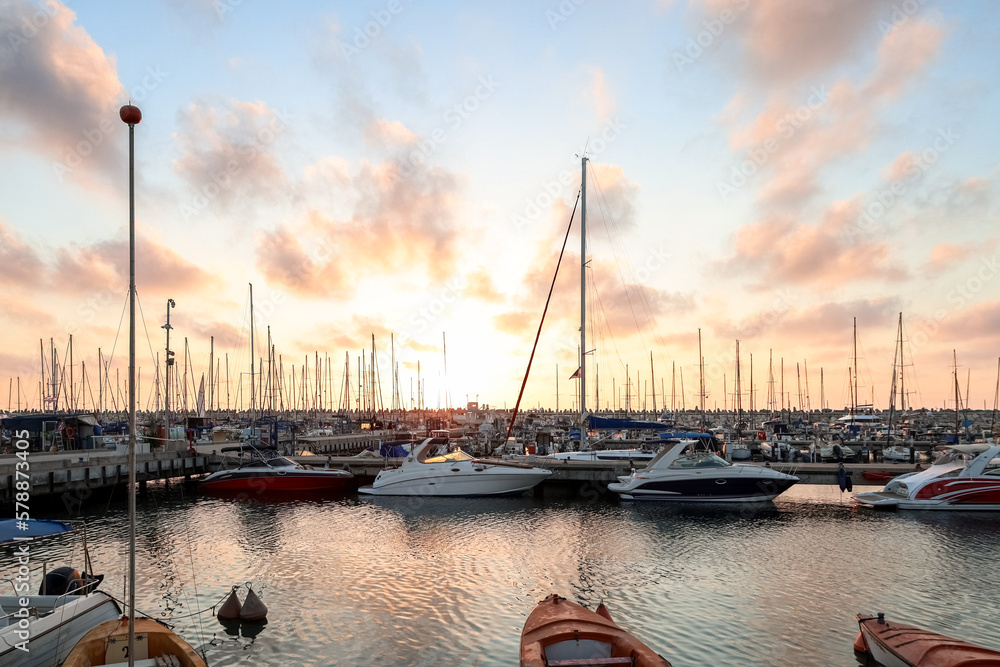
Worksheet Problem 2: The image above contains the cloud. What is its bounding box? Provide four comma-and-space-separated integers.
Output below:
586, 66, 616, 123
698, 0, 891, 84
257, 152, 466, 297
0, 221, 46, 287
50, 234, 219, 295
0, 1, 124, 185
924, 243, 977, 273
863, 18, 943, 100
172, 99, 291, 214
464, 270, 505, 303
493, 311, 536, 336
720, 199, 909, 288
364, 118, 418, 148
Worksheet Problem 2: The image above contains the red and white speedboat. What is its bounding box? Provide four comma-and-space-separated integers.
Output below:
854, 444, 1000, 510
200, 444, 353, 493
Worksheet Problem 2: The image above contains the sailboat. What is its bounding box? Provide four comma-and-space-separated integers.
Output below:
63, 104, 207, 667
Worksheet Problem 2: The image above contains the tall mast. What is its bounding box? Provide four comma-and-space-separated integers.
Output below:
698, 328, 704, 426
650, 352, 656, 414
735, 340, 742, 437
249, 283, 255, 419
120, 101, 141, 667
953, 350, 960, 440
69, 334, 74, 412
991, 356, 999, 437
580, 155, 588, 449
898, 313, 905, 412
852, 317, 858, 421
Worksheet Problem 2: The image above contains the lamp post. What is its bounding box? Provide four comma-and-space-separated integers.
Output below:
120, 101, 141, 667
162, 299, 175, 444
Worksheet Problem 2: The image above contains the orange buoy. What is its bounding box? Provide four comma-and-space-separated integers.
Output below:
853, 630, 868, 654
217, 588, 242, 621
240, 584, 268, 622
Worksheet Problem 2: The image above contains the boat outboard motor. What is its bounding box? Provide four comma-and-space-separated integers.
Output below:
38, 567, 103, 595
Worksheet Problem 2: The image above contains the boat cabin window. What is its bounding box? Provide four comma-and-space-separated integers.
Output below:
422, 450, 474, 464
669, 452, 731, 469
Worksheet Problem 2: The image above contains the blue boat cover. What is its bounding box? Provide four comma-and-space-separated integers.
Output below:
587, 416, 668, 430
0, 519, 73, 544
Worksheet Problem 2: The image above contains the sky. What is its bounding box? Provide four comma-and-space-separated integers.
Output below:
0, 0, 998, 415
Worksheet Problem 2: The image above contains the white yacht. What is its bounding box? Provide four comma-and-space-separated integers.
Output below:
359, 438, 552, 497
607, 440, 799, 502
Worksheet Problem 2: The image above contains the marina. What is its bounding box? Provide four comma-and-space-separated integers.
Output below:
2, 1, 1000, 665
3, 481, 1000, 666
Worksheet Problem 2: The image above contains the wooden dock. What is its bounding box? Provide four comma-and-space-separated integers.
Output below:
2, 437, 911, 507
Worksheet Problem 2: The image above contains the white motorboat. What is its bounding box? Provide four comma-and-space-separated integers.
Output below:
881, 445, 913, 462
853, 444, 1000, 510
0, 569, 121, 667
547, 448, 656, 462
607, 440, 799, 502
359, 438, 552, 496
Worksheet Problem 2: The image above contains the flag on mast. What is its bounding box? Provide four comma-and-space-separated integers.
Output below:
569, 367, 581, 380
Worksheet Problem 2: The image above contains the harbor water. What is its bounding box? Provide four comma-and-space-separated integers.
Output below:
6, 483, 1000, 666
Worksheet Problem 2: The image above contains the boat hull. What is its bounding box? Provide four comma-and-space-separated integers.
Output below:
855, 479, 1000, 510
609, 475, 797, 503
63, 616, 208, 667
856, 613, 1000, 667
358, 470, 549, 497
520, 594, 671, 667
200, 470, 352, 493
0, 592, 121, 667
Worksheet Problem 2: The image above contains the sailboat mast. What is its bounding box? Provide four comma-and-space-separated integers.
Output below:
852, 317, 858, 422
580, 155, 588, 449
953, 350, 960, 440
250, 284, 255, 419
120, 101, 141, 667
698, 328, 704, 427
991, 356, 999, 436
898, 314, 905, 412
650, 352, 656, 414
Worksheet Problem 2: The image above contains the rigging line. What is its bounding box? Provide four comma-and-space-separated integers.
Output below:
587, 164, 674, 380
901, 319, 922, 405
506, 189, 581, 440
588, 272, 629, 378
588, 163, 674, 369
103, 288, 131, 381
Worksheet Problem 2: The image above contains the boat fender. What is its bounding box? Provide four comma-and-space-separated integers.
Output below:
217, 588, 243, 621
240, 583, 268, 622
853, 631, 868, 654
837, 464, 851, 492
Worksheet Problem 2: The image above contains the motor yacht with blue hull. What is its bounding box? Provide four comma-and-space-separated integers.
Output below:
359, 438, 552, 497
607, 440, 799, 502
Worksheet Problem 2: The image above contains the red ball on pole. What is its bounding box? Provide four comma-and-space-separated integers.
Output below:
119, 104, 142, 125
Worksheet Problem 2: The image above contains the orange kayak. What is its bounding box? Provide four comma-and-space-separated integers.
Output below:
855, 613, 1000, 666
521, 594, 671, 667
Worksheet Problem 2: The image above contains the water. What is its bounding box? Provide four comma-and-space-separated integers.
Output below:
6, 483, 1000, 666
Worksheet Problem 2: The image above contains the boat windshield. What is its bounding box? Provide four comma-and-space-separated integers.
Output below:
668, 451, 731, 469
422, 450, 474, 464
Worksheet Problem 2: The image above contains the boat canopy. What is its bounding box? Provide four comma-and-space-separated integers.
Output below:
587, 416, 665, 430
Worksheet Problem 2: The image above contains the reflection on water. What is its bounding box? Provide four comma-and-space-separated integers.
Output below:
3, 483, 999, 666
